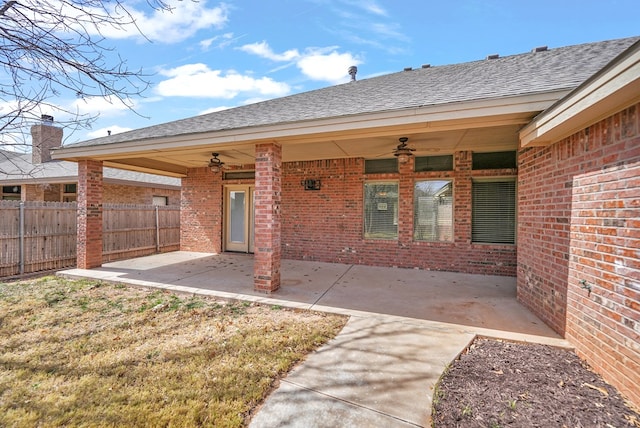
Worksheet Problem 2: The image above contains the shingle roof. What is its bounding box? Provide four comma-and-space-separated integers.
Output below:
66, 36, 639, 149
0, 149, 180, 186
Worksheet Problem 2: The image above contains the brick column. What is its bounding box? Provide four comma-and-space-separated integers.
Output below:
254, 143, 282, 293
77, 160, 103, 269
398, 156, 414, 246
454, 151, 472, 244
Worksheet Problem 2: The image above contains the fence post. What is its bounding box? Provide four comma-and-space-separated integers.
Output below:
19, 201, 25, 275
155, 205, 160, 253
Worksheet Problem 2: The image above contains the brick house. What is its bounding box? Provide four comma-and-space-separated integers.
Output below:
0, 117, 181, 204
54, 37, 639, 407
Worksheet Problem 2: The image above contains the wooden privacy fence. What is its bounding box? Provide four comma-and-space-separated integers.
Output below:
0, 201, 77, 277
0, 201, 180, 278
103, 204, 180, 262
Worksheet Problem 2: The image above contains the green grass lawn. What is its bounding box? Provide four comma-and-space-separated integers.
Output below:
0, 277, 347, 427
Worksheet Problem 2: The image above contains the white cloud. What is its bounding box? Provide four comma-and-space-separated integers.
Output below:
70, 96, 135, 117
240, 41, 300, 62
242, 97, 269, 105
199, 106, 231, 115
240, 41, 361, 84
91, 0, 229, 43
348, 0, 388, 16
86, 125, 132, 139
297, 49, 362, 84
156, 64, 291, 99
199, 32, 236, 50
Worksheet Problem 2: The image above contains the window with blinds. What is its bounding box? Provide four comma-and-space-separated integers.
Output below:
472, 179, 516, 244
363, 182, 398, 239
414, 180, 453, 241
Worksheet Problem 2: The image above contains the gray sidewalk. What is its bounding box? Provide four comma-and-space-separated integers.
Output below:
58, 251, 569, 427
249, 316, 475, 427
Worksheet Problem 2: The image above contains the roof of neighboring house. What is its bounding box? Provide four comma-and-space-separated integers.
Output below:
0, 149, 181, 187
63, 37, 639, 150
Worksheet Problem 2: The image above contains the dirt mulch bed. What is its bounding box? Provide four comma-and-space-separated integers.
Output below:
432, 338, 640, 427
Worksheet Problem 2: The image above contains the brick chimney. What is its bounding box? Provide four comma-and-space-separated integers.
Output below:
31, 115, 63, 164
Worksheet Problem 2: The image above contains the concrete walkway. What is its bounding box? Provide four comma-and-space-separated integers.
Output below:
58, 251, 569, 427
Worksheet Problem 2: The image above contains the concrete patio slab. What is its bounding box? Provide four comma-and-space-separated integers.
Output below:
57, 251, 570, 427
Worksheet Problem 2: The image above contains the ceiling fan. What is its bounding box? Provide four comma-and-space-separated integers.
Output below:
393, 137, 415, 162
208, 152, 225, 172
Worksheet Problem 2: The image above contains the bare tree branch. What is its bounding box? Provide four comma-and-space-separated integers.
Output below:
0, 0, 173, 153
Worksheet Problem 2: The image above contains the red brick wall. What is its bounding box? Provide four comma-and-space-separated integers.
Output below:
518, 103, 640, 409
281, 151, 517, 275
178, 150, 516, 275
180, 167, 223, 252
517, 144, 573, 333
518, 104, 640, 334
567, 161, 640, 409
20, 183, 179, 204
103, 184, 180, 205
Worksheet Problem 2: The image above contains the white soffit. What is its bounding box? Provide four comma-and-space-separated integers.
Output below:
520, 42, 640, 147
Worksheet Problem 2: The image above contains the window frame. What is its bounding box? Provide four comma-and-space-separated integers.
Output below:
414, 155, 454, 172
413, 179, 454, 242
152, 196, 169, 206
2, 185, 21, 200
471, 177, 517, 245
62, 183, 77, 202
472, 151, 517, 170
364, 158, 398, 174
363, 181, 399, 240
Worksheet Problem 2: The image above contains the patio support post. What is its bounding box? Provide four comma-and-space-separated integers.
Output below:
77, 159, 103, 269
398, 155, 414, 246
254, 142, 282, 293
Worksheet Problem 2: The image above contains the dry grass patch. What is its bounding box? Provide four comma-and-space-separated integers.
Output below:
0, 276, 347, 427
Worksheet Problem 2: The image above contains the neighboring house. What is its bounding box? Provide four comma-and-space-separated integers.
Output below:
53, 37, 640, 407
0, 118, 181, 205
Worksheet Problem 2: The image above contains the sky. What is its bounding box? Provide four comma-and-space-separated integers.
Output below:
23, 0, 640, 146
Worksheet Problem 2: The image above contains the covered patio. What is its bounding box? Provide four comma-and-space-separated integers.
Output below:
57, 251, 566, 426
59, 251, 559, 340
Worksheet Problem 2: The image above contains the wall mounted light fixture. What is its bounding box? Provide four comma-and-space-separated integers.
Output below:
302, 179, 321, 190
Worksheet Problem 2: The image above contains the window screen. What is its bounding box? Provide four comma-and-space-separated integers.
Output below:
414, 180, 453, 242
365, 159, 398, 174
414, 155, 453, 172
364, 182, 398, 239
224, 171, 256, 180
472, 151, 517, 170
472, 179, 516, 244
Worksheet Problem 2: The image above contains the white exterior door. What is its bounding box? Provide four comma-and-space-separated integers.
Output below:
224, 185, 254, 253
